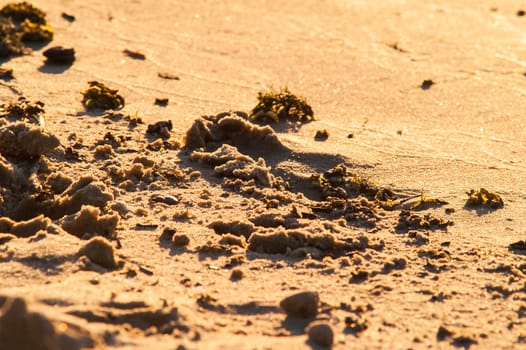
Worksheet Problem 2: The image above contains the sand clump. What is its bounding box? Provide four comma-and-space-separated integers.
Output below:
396, 210, 453, 232
279, 291, 319, 318
44, 172, 74, 194
0, 296, 96, 350
208, 220, 254, 238
191, 144, 277, 187
185, 112, 285, 152
218, 233, 247, 248
249, 212, 285, 228
0, 214, 51, 238
60, 205, 119, 239
146, 120, 172, 139
78, 237, 119, 269
0, 122, 59, 159
247, 229, 364, 256
48, 176, 114, 219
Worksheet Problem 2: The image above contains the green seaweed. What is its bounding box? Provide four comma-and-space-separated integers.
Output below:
465, 188, 504, 209
0, 2, 53, 59
81, 81, 125, 111
0, 2, 46, 24
20, 18, 52, 42
249, 87, 314, 123
410, 191, 448, 210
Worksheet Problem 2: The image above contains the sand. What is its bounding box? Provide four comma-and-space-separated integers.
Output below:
0, 1, 525, 349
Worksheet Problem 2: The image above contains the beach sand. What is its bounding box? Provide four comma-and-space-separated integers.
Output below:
0, 1, 525, 349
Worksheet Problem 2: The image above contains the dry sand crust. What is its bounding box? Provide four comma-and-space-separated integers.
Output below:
0, 1, 526, 349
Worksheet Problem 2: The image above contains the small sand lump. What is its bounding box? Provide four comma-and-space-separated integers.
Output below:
60, 205, 119, 238
279, 291, 319, 318
307, 321, 334, 348
0, 297, 57, 350
78, 236, 119, 269
0, 122, 60, 158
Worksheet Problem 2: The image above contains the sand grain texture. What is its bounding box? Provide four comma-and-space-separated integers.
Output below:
0, 1, 525, 349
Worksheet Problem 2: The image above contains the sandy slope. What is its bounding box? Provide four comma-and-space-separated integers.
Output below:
0, 1, 525, 349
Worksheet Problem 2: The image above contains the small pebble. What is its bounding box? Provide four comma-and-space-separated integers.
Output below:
151, 194, 179, 205
279, 291, 319, 318
172, 234, 190, 247
307, 321, 334, 347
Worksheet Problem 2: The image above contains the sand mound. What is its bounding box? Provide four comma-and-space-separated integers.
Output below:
185, 112, 286, 153
0, 296, 96, 350
48, 176, 114, 219
0, 122, 59, 159
192, 144, 278, 187
247, 228, 366, 256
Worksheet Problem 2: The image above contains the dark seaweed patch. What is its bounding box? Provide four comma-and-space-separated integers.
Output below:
154, 98, 169, 106
249, 87, 314, 124
61, 12, 75, 22
0, 2, 46, 24
314, 129, 329, 141
0, 68, 14, 81
43, 46, 75, 64
146, 120, 172, 139
123, 49, 146, 60
0, 96, 44, 125
0, 16, 25, 58
465, 188, 504, 209
421, 79, 435, 90
81, 81, 125, 111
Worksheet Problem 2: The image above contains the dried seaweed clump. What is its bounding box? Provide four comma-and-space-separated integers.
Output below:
0, 2, 46, 24
311, 163, 396, 207
0, 2, 53, 58
0, 16, 24, 58
465, 188, 504, 209
249, 87, 314, 123
0, 96, 45, 125
396, 210, 453, 232
81, 81, 125, 111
